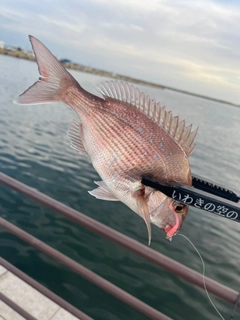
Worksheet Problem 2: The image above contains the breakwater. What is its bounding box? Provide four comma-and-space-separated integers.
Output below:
1, 47, 238, 107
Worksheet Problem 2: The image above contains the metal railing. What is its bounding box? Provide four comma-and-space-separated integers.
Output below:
0, 172, 239, 319
0, 257, 93, 320
0, 289, 38, 320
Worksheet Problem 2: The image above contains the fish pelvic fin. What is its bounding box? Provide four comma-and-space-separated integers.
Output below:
132, 184, 151, 246
14, 35, 79, 105
88, 181, 119, 201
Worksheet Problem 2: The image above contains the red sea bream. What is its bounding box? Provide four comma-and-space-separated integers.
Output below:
15, 36, 198, 245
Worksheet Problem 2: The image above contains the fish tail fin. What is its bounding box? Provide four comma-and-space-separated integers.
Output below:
14, 35, 78, 105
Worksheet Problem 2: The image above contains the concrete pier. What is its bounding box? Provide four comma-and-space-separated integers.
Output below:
0, 265, 79, 320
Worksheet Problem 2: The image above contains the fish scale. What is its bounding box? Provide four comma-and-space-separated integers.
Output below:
15, 35, 198, 244
84, 105, 188, 183
66, 99, 191, 230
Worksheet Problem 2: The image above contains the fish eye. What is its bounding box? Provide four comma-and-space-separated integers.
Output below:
173, 202, 187, 214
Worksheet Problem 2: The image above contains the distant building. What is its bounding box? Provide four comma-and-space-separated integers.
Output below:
0, 41, 4, 48
60, 58, 71, 64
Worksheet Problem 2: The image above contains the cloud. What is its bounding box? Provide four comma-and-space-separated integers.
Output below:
1, 0, 240, 103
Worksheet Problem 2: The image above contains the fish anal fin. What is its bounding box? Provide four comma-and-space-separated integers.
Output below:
67, 119, 88, 156
96, 80, 198, 157
88, 181, 119, 201
132, 184, 151, 246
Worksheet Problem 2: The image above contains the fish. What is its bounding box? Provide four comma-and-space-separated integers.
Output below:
15, 36, 198, 245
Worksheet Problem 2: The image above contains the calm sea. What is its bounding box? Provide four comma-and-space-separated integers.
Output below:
0, 54, 240, 320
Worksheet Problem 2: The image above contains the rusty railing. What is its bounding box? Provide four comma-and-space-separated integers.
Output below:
0, 172, 239, 319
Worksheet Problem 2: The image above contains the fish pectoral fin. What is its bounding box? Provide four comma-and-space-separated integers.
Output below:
132, 185, 151, 246
88, 181, 119, 201
137, 197, 152, 246
67, 119, 88, 156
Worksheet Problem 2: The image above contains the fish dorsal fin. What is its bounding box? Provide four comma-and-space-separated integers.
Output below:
97, 81, 198, 156
88, 181, 119, 201
67, 119, 88, 156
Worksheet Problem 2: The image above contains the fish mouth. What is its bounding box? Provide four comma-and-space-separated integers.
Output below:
164, 216, 180, 240
164, 202, 187, 240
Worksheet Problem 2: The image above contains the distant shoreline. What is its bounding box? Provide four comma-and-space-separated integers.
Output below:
1, 47, 239, 108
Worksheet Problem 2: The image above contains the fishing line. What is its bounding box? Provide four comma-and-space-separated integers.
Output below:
177, 233, 225, 320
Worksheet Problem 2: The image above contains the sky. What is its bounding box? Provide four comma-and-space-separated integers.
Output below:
1, 0, 240, 104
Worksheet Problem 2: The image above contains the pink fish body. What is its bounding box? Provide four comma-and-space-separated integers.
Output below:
16, 36, 198, 244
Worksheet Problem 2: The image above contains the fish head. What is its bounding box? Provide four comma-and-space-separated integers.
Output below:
149, 191, 188, 240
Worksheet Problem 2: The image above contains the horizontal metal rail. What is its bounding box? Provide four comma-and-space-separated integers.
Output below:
0, 217, 171, 320
0, 258, 93, 320
0, 291, 38, 320
0, 172, 239, 308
